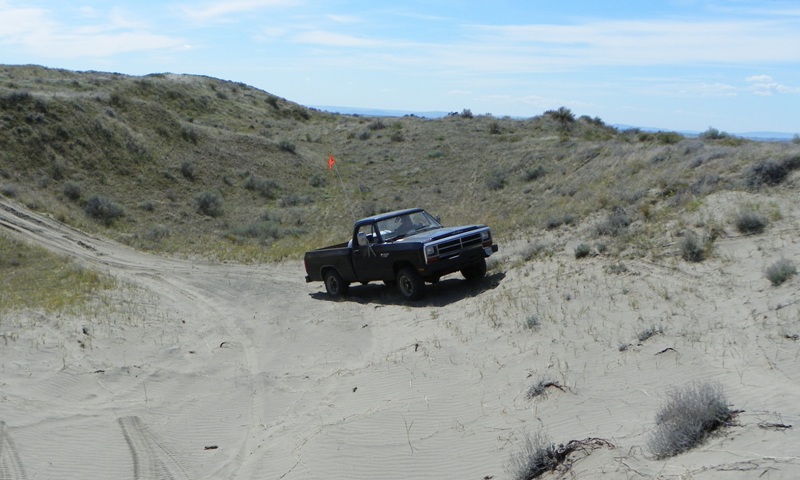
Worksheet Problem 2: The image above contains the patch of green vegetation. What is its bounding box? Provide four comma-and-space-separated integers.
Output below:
0, 233, 115, 312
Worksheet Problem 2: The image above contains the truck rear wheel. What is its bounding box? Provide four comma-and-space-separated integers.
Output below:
461, 258, 487, 281
397, 267, 424, 300
324, 270, 349, 297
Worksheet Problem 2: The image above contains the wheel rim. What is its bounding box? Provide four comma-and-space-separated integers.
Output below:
399, 275, 413, 296
326, 275, 339, 294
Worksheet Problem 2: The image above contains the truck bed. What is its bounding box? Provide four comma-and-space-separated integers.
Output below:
303, 241, 356, 282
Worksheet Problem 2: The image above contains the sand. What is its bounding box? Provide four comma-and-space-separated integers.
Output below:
1, 193, 799, 479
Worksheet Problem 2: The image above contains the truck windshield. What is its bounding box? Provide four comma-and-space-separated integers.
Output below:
377, 211, 441, 242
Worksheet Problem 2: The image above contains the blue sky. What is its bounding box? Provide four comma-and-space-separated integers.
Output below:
1, 1, 799, 133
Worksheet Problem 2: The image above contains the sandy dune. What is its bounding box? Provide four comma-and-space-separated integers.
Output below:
1, 193, 799, 479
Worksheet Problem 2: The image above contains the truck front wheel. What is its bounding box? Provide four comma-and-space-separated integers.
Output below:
461, 258, 487, 281
397, 267, 424, 300
324, 270, 349, 297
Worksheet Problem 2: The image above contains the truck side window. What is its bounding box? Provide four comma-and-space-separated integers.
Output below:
356, 224, 377, 244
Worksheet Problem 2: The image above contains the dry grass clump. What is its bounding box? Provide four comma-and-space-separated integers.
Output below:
744, 159, 788, 188
679, 231, 707, 262
506, 432, 614, 480
648, 381, 735, 459
526, 378, 564, 399
765, 258, 796, 286
637, 325, 664, 343
1, 233, 115, 312
506, 432, 561, 480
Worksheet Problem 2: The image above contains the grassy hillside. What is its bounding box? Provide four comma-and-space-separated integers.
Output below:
2, 65, 799, 262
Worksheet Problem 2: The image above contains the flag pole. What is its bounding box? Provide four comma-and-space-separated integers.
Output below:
329, 153, 356, 223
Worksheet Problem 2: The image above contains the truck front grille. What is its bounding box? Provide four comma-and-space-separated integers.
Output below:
437, 232, 483, 257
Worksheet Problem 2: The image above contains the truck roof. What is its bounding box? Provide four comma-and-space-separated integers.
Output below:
356, 208, 424, 225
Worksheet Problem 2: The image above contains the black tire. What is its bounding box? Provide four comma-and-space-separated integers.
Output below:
461, 258, 487, 281
396, 267, 424, 300
324, 270, 349, 297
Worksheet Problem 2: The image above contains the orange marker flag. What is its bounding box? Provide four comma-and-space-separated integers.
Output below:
328, 154, 336, 170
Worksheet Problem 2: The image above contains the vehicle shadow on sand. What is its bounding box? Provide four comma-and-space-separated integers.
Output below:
308, 271, 506, 307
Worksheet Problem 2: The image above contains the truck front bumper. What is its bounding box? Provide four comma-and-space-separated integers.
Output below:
419, 244, 498, 278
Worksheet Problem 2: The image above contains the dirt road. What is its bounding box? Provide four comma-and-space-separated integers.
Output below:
2, 195, 799, 479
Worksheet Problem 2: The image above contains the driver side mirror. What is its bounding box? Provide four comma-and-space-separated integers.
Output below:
356, 232, 369, 247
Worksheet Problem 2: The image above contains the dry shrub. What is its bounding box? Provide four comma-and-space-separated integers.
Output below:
506, 432, 560, 480
648, 381, 734, 459
734, 210, 767, 234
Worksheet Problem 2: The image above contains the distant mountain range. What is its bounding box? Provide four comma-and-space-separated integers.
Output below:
310, 105, 796, 142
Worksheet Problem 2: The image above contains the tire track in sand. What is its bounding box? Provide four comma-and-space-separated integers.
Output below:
0, 421, 27, 480
118, 416, 193, 480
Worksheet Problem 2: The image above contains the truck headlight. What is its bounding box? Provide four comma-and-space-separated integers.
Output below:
425, 245, 437, 257
480, 230, 491, 242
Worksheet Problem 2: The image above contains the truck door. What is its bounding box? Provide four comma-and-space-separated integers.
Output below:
351, 223, 393, 282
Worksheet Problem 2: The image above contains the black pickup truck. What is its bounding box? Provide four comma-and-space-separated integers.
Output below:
304, 208, 499, 300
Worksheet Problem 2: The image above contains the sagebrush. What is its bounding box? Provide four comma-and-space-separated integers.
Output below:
648, 381, 734, 459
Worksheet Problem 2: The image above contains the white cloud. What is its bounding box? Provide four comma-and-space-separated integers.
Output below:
0, 3, 52, 37
0, 3, 185, 58
465, 19, 800, 68
180, 0, 300, 22
292, 30, 384, 48
325, 14, 361, 24
746, 74, 774, 83
745, 75, 797, 96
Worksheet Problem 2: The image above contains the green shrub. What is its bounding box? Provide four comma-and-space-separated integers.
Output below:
574, 243, 591, 259
231, 220, 281, 240
278, 193, 313, 207
544, 213, 576, 230
700, 127, 730, 140
367, 119, 386, 131
278, 140, 296, 153
84, 195, 125, 226
309, 173, 327, 188
655, 131, 683, 144
194, 191, 223, 217
595, 207, 630, 237
63, 181, 82, 201
545, 106, 575, 125
648, 382, 734, 459
180, 125, 199, 144
1, 184, 17, 197
745, 160, 787, 188
486, 170, 507, 190
765, 258, 796, 286
390, 131, 404, 142
180, 160, 196, 180
244, 174, 279, 199
734, 210, 767, 234
523, 165, 546, 182
145, 225, 170, 241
